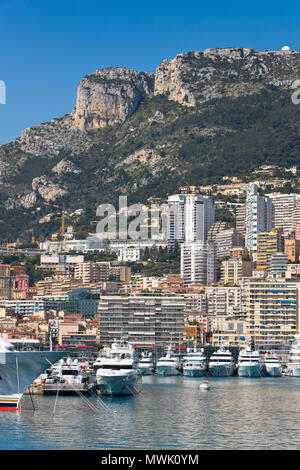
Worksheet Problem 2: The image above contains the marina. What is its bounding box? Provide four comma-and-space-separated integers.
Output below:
2, 376, 300, 450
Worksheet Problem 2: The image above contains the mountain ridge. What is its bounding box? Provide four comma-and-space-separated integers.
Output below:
1, 47, 300, 241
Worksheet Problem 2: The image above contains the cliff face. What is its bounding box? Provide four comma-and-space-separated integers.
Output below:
13, 48, 300, 158
154, 48, 300, 105
74, 67, 154, 129
1, 47, 300, 241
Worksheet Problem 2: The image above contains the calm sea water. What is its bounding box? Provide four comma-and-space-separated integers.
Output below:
1, 376, 300, 450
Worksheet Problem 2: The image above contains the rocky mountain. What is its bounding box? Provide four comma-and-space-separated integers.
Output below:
1, 47, 300, 241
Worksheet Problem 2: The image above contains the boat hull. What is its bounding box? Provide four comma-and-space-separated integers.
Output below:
156, 365, 180, 376
43, 383, 94, 395
238, 364, 262, 377
264, 365, 281, 377
209, 364, 235, 377
138, 366, 154, 376
0, 350, 66, 409
183, 367, 206, 377
286, 364, 300, 377
96, 371, 141, 396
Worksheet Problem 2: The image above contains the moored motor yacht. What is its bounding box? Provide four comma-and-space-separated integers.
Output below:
138, 351, 155, 375
43, 357, 94, 395
182, 343, 206, 377
156, 345, 181, 376
208, 346, 235, 377
237, 343, 263, 377
95, 338, 141, 396
286, 334, 300, 377
263, 353, 282, 377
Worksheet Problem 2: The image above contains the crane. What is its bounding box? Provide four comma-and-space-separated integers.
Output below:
39, 200, 67, 235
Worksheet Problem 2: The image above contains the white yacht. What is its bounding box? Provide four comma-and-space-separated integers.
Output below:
0, 337, 66, 410
43, 357, 94, 394
286, 334, 300, 376
95, 338, 141, 396
263, 353, 282, 377
138, 351, 155, 375
237, 343, 263, 377
208, 346, 235, 377
156, 345, 181, 376
93, 347, 111, 372
182, 343, 206, 377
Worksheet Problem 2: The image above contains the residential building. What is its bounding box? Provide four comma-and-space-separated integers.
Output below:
205, 286, 246, 323
266, 192, 299, 233
207, 221, 231, 242
167, 193, 214, 248
245, 183, 272, 255
268, 252, 288, 278
256, 228, 284, 272
246, 279, 300, 345
235, 204, 246, 239
214, 228, 244, 260
220, 258, 253, 285
98, 294, 186, 348
284, 231, 300, 263
74, 262, 110, 283
39, 254, 84, 272
117, 247, 142, 262
211, 319, 248, 347
181, 241, 215, 286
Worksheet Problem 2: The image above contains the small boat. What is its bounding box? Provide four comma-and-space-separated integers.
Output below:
199, 381, 211, 390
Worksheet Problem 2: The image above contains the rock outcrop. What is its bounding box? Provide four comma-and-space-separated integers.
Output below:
32, 176, 67, 202
74, 67, 154, 129
52, 158, 81, 175
154, 48, 300, 106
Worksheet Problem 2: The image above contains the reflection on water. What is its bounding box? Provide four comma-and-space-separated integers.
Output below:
1, 376, 300, 449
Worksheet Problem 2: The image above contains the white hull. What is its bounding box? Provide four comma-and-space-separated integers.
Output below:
264, 365, 281, 377
209, 364, 235, 377
138, 365, 154, 376
157, 365, 180, 376
97, 370, 141, 396
183, 366, 206, 377
238, 364, 262, 377
286, 364, 300, 377
0, 350, 66, 409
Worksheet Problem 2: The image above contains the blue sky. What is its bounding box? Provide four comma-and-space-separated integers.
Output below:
0, 0, 300, 145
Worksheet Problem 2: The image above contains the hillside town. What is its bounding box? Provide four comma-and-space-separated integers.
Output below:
1, 171, 300, 357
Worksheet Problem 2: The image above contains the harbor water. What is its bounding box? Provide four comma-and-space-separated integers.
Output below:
1, 375, 300, 450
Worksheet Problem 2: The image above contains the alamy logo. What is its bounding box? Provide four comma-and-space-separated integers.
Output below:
291, 80, 300, 105
0, 81, 6, 104
96, 195, 169, 240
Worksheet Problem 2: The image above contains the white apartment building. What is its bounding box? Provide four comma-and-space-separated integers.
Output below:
168, 194, 214, 248
245, 183, 272, 254
214, 228, 244, 260
266, 193, 300, 233
74, 262, 111, 283
205, 287, 246, 317
181, 241, 215, 286
39, 254, 84, 271
118, 247, 143, 263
